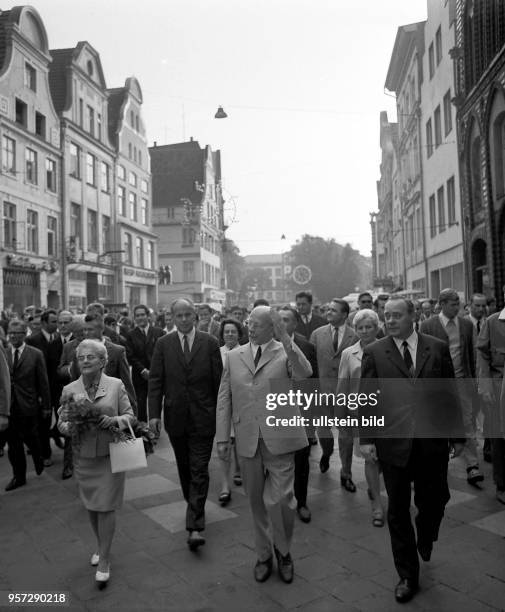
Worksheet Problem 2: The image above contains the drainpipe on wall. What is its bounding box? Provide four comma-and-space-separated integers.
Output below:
60, 122, 68, 309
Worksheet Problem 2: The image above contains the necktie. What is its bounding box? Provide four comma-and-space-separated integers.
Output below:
183, 334, 191, 363
13, 348, 19, 370
304, 315, 309, 324
333, 327, 339, 352
477, 320, 481, 334
402, 341, 414, 376
254, 346, 262, 368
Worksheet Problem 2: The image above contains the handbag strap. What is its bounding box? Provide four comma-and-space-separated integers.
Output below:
126, 418, 135, 438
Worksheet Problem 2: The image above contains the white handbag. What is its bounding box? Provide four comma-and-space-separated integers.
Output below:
109, 420, 147, 473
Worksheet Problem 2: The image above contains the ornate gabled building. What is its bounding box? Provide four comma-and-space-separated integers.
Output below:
107, 77, 158, 308
0, 6, 62, 314
149, 139, 226, 310
453, 0, 505, 302
49, 41, 116, 310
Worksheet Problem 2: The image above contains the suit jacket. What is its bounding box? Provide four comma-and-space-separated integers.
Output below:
420, 315, 475, 378
58, 338, 137, 414
310, 324, 358, 387
126, 326, 165, 385
58, 373, 134, 458
293, 332, 318, 378
7, 344, 50, 417
148, 330, 223, 436
0, 346, 10, 417
296, 313, 326, 340
26, 331, 63, 407
477, 312, 505, 383
359, 333, 464, 467
216, 339, 312, 457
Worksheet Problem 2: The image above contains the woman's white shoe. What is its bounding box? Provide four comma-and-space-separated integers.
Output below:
95, 566, 110, 589
90, 553, 99, 566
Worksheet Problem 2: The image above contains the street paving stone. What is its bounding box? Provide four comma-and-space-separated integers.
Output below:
0, 431, 504, 611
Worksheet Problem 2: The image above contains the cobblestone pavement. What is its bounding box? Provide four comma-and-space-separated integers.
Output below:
0, 433, 504, 612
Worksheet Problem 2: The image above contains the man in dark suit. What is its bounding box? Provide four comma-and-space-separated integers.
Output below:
0, 346, 10, 457
310, 298, 358, 487
295, 291, 326, 340
279, 306, 318, 523
420, 288, 482, 485
126, 304, 165, 422
26, 309, 64, 463
148, 298, 223, 551
360, 298, 465, 603
4, 319, 51, 491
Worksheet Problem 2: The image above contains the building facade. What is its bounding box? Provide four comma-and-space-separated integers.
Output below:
150, 140, 226, 310
49, 42, 116, 310
243, 254, 291, 306
0, 6, 62, 314
422, 0, 464, 299
454, 0, 505, 303
108, 78, 157, 309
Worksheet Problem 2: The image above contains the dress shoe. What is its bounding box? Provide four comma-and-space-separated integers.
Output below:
90, 553, 100, 566
187, 531, 205, 552
233, 475, 242, 486
467, 466, 484, 486
372, 509, 385, 528
319, 455, 330, 473
5, 477, 26, 492
52, 436, 65, 450
296, 506, 311, 523
340, 475, 356, 492
254, 556, 273, 582
417, 540, 432, 562
496, 489, 505, 505
95, 566, 110, 589
43, 458, 53, 467
219, 491, 231, 506
61, 467, 73, 480
274, 546, 294, 584
394, 578, 418, 603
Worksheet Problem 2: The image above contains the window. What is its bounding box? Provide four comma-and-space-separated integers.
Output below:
130, 111, 135, 127
97, 113, 102, 141
87, 106, 94, 136
86, 153, 96, 185
135, 115, 139, 132
147, 241, 154, 269
133, 146, 137, 163
69, 142, 80, 178
435, 26, 442, 65
46, 158, 57, 192
128, 143, 132, 159
118, 186, 126, 216
138, 151, 142, 166
447, 176, 456, 225
128, 171, 137, 187
97, 274, 113, 301
182, 227, 195, 246
35, 112, 46, 139
428, 43, 435, 79
416, 207, 422, 247
25, 148, 37, 184
117, 165, 125, 180
102, 215, 110, 252
129, 192, 137, 221
141, 179, 148, 193
183, 260, 195, 281
136, 237, 144, 267
100, 162, 110, 192
15, 98, 27, 127
426, 119, 433, 157
409, 213, 415, 254
70, 203, 81, 242
429, 194, 437, 237
434, 106, 442, 147
2, 136, 16, 174
27, 210, 38, 252
141, 198, 148, 225
88, 210, 98, 252
443, 90, 452, 136
437, 186, 446, 232
124, 232, 133, 264
25, 63, 36, 91
47, 216, 57, 257
3, 203, 16, 249
79, 98, 83, 126
168, 207, 175, 219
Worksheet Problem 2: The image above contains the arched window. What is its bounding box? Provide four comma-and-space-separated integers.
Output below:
469, 121, 482, 213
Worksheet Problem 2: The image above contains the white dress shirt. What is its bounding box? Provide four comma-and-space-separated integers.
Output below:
393, 330, 418, 369
177, 327, 196, 351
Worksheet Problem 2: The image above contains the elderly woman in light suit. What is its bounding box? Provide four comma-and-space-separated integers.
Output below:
58, 339, 133, 588
337, 309, 384, 527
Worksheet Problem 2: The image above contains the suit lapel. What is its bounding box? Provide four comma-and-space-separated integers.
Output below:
414, 334, 430, 379
384, 336, 411, 378
94, 374, 107, 400
188, 331, 203, 363
255, 341, 280, 373
239, 344, 256, 375
172, 332, 186, 368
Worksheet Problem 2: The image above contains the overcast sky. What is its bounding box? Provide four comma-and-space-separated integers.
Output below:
23, 0, 427, 257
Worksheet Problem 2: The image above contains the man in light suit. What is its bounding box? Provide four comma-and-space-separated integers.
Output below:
421, 288, 482, 485
360, 298, 465, 603
216, 306, 312, 584
149, 299, 223, 552
310, 298, 358, 488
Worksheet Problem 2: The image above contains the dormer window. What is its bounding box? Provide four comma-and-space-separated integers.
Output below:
87, 60, 93, 76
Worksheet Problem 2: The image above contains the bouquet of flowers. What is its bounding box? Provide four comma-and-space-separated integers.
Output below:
129, 418, 157, 455
60, 392, 130, 449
